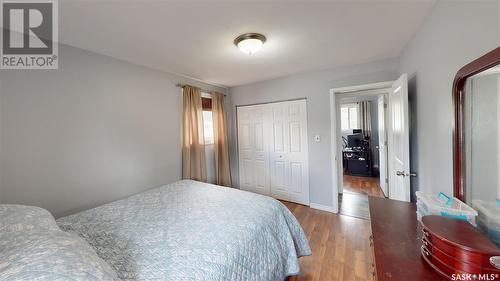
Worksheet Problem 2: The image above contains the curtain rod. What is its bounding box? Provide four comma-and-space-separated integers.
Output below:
175, 83, 226, 96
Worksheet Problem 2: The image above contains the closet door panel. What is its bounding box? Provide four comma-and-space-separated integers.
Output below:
272, 104, 287, 152
253, 105, 270, 195
241, 158, 254, 187
238, 107, 253, 151
253, 105, 266, 152
290, 162, 303, 193
273, 123, 285, 153
285, 100, 310, 205
239, 124, 252, 150
270, 158, 289, 200
238, 107, 254, 192
254, 123, 265, 152
238, 100, 309, 205
270, 102, 289, 200
237, 105, 270, 196
289, 121, 302, 153
254, 159, 268, 190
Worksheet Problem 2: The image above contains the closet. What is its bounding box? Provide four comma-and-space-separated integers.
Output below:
237, 99, 310, 205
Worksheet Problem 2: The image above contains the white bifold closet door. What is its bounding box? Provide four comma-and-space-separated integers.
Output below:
237, 104, 271, 196
237, 99, 310, 205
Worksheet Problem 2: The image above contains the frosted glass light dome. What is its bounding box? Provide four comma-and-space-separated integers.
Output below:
234, 33, 266, 55
237, 38, 263, 54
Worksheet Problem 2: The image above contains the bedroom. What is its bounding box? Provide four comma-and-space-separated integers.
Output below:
1, 1, 500, 280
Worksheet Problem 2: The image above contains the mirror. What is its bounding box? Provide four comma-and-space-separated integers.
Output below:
454, 47, 500, 246
463, 67, 500, 205
454, 47, 500, 202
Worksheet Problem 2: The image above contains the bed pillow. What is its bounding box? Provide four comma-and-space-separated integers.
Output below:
0, 204, 59, 234
0, 231, 120, 281
0, 204, 119, 281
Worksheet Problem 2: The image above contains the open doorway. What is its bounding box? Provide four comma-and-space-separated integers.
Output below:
330, 75, 412, 220
340, 96, 385, 195
338, 92, 388, 219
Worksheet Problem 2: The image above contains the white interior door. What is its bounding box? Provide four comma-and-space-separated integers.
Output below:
269, 103, 290, 200
237, 105, 271, 196
237, 100, 309, 205
286, 100, 310, 205
377, 95, 388, 197
269, 100, 309, 205
388, 74, 411, 202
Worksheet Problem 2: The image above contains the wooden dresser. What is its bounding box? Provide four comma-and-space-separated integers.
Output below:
369, 196, 445, 280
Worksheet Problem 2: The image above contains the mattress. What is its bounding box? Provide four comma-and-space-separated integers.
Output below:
57, 180, 311, 281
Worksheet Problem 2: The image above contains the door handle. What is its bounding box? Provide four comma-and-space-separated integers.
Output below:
396, 171, 417, 177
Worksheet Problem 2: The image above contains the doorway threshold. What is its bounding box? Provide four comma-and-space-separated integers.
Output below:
339, 192, 370, 220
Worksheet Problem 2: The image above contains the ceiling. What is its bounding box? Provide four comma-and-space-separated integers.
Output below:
57, 0, 436, 87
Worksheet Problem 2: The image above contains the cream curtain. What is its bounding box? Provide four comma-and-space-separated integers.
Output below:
211, 92, 232, 187
182, 85, 207, 182
359, 101, 371, 137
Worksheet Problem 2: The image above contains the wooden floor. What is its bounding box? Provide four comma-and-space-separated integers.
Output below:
343, 175, 384, 197
282, 201, 374, 281
339, 175, 385, 220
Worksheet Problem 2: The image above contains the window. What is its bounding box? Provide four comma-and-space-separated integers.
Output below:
203, 110, 214, 144
341, 103, 359, 132
202, 96, 214, 145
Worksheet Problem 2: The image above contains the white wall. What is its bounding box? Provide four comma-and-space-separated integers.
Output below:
229, 59, 399, 208
0, 44, 226, 217
400, 0, 500, 197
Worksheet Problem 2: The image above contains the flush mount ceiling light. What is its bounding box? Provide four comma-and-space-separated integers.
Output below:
234, 33, 266, 55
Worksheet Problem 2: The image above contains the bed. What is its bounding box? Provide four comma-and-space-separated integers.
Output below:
53, 180, 311, 281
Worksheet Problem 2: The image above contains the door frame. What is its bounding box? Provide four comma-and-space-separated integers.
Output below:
377, 94, 389, 197
329, 81, 393, 213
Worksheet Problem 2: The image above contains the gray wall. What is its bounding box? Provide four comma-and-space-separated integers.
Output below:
229, 59, 399, 208
0, 44, 226, 217
400, 0, 500, 196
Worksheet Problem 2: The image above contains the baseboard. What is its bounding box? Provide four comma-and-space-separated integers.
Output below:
309, 203, 337, 213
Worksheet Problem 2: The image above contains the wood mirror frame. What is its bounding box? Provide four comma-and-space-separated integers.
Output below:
453, 47, 500, 201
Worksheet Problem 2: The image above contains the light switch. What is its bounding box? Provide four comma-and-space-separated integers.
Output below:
314, 135, 321, 142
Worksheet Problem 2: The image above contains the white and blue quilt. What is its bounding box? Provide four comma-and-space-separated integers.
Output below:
0, 205, 119, 281
57, 180, 311, 281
